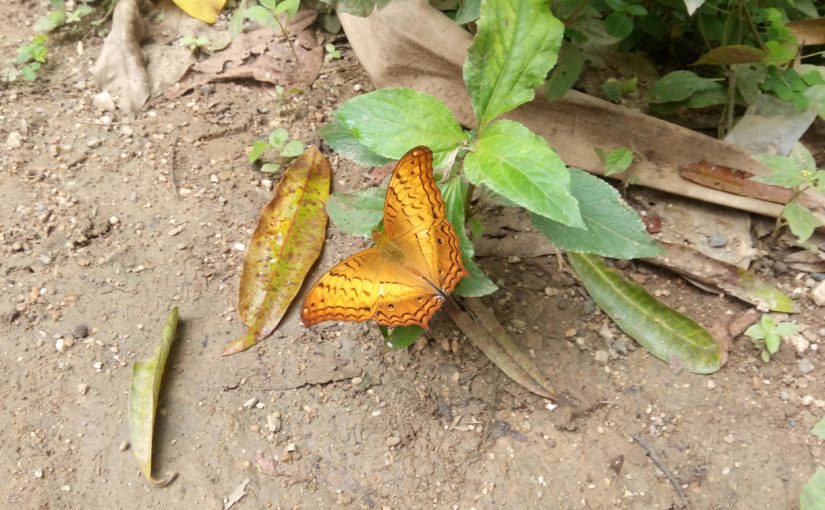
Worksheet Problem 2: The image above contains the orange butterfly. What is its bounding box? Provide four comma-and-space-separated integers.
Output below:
301, 146, 468, 329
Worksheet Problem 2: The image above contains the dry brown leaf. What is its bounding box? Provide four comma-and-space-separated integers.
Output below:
166, 12, 322, 99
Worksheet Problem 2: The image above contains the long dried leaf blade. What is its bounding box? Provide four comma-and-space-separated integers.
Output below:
444, 299, 572, 404
128, 307, 179, 486
568, 253, 722, 374
225, 147, 331, 355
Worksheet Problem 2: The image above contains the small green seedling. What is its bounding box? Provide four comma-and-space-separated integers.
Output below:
745, 314, 798, 362
753, 143, 825, 244
595, 146, 634, 176
179, 35, 209, 54
324, 43, 342, 63
601, 77, 637, 104
4, 34, 49, 82
248, 128, 305, 173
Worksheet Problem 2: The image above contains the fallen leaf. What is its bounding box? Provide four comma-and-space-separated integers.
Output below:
680, 160, 792, 204
127, 307, 180, 486
167, 14, 321, 99
443, 298, 575, 405
172, 0, 227, 24
568, 253, 723, 374
224, 146, 331, 355
648, 242, 797, 313
91, 0, 151, 115
788, 18, 825, 46
224, 478, 250, 509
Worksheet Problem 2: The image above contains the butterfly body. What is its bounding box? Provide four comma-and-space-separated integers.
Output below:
301, 146, 468, 329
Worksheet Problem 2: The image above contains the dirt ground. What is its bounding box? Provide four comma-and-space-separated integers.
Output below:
2, 3, 825, 510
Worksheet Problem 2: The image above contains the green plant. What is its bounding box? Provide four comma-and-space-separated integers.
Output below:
35, 0, 95, 33
244, 0, 300, 60
800, 416, 825, 509
596, 146, 634, 176
752, 143, 825, 244
248, 127, 305, 173
744, 314, 798, 362
319, 0, 663, 346
3, 34, 49, 82
324, 43, 342, 62
179, 35, 209, 53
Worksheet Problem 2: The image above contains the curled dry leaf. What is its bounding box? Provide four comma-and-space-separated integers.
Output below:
443, 298, 575, 405
127, 307, 180, 486
223, 146, 331, 355
92, 0, 151, 115
167, 12, 322, 99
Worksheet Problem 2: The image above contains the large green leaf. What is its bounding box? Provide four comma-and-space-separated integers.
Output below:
441, 175, 498, 297
326, 186, 385, 237
532, 168, 663, 259
463, 0, 564, 131
783, 201, 821, 243
545, 41, 584, 102
380, 325, 424, 350
465, 120, 583, 227
333, 88, 467, 167
568, 253, 722, 374
319, 119, 392, 166
801, 468, 825, 510
455, 0, 481, 24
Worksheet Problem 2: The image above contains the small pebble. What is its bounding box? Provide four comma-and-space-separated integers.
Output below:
811, 281, 825, 307
243, 397, 258, 409
708, 234, 728, 248
386, 436, 401, 447
55, 338, 66, 353
93, 361, 103, 370
266, 414, 281, 433
594, 350, 609, 364
119, 441, 130, 452
798, 358, 815, 375
351, 377, 363, 385
564, 328, 577, 338
34, 468, 43, 479
61, 485, 70, 492
706, 380, 716, 390
6, 131, 23, 149
108, 216, 119, 226
801, 395, 815, 406
77, 384, 89, 395
779, 390, 790, 401
285, 443, 297, 452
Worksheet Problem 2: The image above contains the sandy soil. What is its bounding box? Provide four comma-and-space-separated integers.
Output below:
1, 3, 824, 509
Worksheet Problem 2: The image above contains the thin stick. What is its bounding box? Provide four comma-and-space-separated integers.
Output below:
169, 137, 179, 196
632, 435, 690, 508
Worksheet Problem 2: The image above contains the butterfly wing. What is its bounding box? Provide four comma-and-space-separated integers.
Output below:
384, 146, 468, 294
301, 247, 446, 328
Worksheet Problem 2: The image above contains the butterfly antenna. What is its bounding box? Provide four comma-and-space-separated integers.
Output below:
420, 276, 447, 299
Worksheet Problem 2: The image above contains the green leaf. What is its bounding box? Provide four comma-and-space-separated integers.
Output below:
764, 40, 797, 67
248, 139, 268, 163
463, 0, 564, 131
765, 332, 780, 354
745, 323, 766, 339
333, 88, 466, 167
532, 168, 663, 259
685, 84, 727, 108
326, 187, 386, 237
753, 154, 805, 187
789, 143, 816, 174
604, 12, 633, 39
545, 41, 584, 102
245, 5, 276, 24
260, 0, 278, 10
261, 163, 280, 173
280, 140, 305, 158
783, 201, 821, 243
319, 119, 392, 166
455, 0, 481, 24
602, 147, 634, 175
35, 9, 66, 33
568, 253, 721, 374
441, 175, 498, 297
775, 321, 798, 337
801, 468, 825, 510
380, 325, 424, 350
128, 307, 179, 486
626, 4, 647, 16
275, 0, 299, 17
646, 70, 717, 103
268, 128, 288, 149
601, 79, 623, 103
813, 416, 825, 441
465, 119, 583, 227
